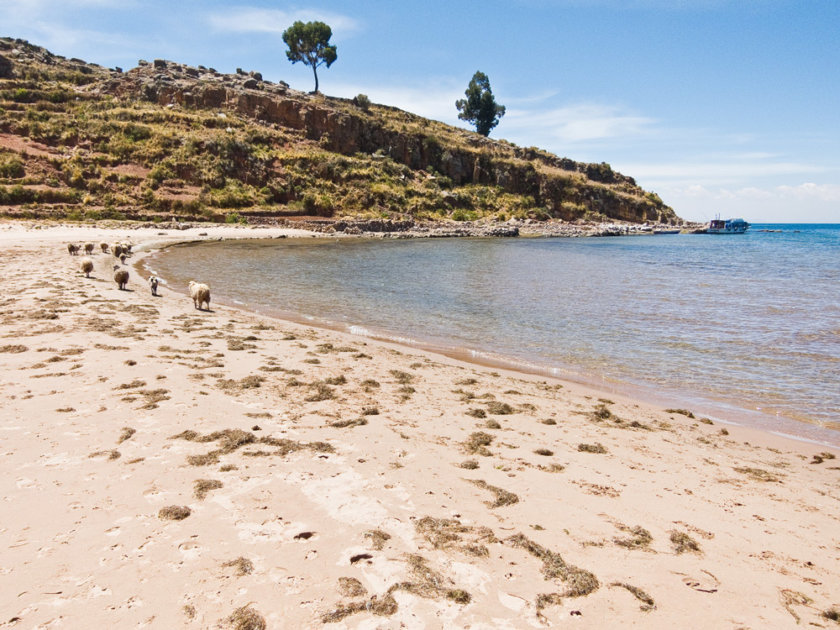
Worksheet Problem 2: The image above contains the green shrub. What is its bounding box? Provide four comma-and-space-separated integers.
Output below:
353, 93, 371, 111
0, 157, 25, 179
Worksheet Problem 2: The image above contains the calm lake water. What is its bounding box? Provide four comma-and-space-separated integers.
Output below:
146, 224, 840, 444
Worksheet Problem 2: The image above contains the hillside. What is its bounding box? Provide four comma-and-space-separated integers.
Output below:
0, 38, 682, 227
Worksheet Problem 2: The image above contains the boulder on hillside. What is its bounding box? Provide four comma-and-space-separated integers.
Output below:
0, 54, 13, 78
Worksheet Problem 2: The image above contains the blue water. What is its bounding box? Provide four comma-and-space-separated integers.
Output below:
148, 224, 840, 442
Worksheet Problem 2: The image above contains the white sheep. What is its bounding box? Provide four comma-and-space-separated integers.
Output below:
80, 257, 94, 277
114, 268, 129, 290
149, 275, 160, 296
189, 281, 211, 310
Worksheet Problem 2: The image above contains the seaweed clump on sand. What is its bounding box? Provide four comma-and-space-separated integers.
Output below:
169, 428, 333, 466
321, 554, 471, 623
227, 605, 266, 630
467, 479, 519, 508
506, 533, 599, 618
464, 431, 494, 456
610, 581, 656, 611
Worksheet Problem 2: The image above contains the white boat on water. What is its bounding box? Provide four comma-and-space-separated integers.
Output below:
707, 217, 749, 234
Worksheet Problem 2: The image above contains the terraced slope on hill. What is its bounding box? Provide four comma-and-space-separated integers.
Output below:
0, 38, 681, 226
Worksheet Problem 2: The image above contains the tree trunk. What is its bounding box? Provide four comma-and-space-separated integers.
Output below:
312, 65, 319, 93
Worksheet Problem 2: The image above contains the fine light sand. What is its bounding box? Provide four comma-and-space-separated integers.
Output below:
1, 221, 838, 629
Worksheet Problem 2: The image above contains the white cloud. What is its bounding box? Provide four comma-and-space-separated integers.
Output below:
504, 103, 655, 143
206, 8, 359, 36
652, 181, 840, 223
328, 80, 464, 125
618, 160, 829, 184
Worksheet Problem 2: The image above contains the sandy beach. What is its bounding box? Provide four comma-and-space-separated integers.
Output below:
1, 221, 838, 629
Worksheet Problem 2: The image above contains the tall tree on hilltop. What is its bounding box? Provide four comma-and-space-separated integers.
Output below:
282, 20, 337, 93
455, 71, 505, 137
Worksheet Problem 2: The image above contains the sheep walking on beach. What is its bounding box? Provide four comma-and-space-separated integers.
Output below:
114, 268, 129, 290
67, 243, 79, 256
149, 275, 160, 296
120, 254, 127, 265
113, 244, 124, 259
80, 257, 94, 278
84, 243, 95, 255
189, 281, 211, 311
100, 242, 109, 253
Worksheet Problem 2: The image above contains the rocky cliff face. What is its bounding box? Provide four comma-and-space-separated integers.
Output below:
98, 59, 676, 224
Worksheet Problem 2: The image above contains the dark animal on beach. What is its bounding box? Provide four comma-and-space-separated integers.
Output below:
149, 275, 159, 296
80, 257, 94, 278
114, 269, 129, 290
189, 281, 211, 310
113, 244, 123, 259
120, 254, 127, 264
84, 243, 95, 255
67, 243, 79, 256
100, 242, 109, 253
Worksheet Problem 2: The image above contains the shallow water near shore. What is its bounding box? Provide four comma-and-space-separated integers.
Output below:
147, 223, 840, 443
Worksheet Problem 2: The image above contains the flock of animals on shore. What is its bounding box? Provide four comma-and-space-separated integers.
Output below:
67, 241, 210, 310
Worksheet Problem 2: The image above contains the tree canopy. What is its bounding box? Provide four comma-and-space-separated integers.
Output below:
281, 20, 337, 93
455, 71, 505, 137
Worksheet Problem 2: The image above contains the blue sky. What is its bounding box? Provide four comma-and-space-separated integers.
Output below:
2, 0, 838, 222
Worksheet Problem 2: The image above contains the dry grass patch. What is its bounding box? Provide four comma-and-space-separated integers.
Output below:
158, 505, 191, 521
613, 525, 653, 550
138, 388, 170, 409
578, 442, 607, 454
117, 427, 136, 444
217, 375, 265, 392
194, 478, 223, 500
464, 431, 494, 456
467, 479, 519, 508
390, 369, 415, 384
0, 344, 28, 353
666, 408, 695, 418
459, 459, 479, 470
223, 556, 254, 576
486, 401, 514, 415
89, 449, 120, 460
534, 448, 553, 456
364, 529, 391, 550
337, 577, 367, 598
610, 582, 655, 611
226, 605, 266, 630
306, 381, 335, 402
330, 417, 368, 429
114, 379, 146, 390
670, 530, 700, 554
733, 466, 783, 483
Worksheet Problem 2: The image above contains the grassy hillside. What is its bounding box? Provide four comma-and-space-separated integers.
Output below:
0, 38, 681, 225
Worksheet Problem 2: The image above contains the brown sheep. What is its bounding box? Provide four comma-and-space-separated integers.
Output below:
67, 243, 79, 256
100, 242, 109, 253
113, 244, 124, 259
188, 281, 211, 310
114, 269, 129, 290
84, 243, 95, 255
80, 257, 94, 278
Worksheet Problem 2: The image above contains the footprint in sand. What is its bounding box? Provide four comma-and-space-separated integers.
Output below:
105, 526, 120, 537
681, 570, 719, 593
178, 541, 202, 560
